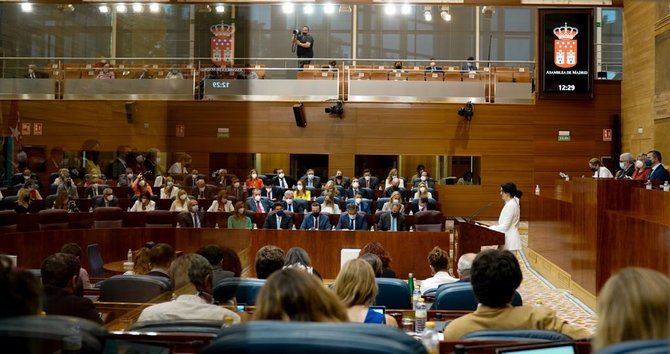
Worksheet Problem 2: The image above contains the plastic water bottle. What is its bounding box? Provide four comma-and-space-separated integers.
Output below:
421, 321, 439, 354
215, 223, 219, 229
253, 223, 258, 230
535, 185, 540, 195
409, 210, 413, 216
646, 181, 653, 190
176, 222, 181, 228
127, 249, 133, 263
663, 181, 670, 192
412, 287, 422, 310
415, 300, 427, 335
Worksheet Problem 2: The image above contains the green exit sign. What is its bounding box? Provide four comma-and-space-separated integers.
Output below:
558, 130, 571, 142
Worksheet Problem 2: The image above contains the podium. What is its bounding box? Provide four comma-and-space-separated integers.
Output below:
453, 217, 504, 274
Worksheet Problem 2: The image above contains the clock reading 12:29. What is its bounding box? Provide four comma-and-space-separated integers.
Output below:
539, 9, 594, 99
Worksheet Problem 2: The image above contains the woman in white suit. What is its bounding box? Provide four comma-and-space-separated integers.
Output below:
489, 182, 522, 251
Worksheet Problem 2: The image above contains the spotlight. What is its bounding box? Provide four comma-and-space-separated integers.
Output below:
325, 101, 344, 117
400, 3, 411, 15
20, 2, 33, 12
282, 2, 294, 14
132, 3, 143, 13
98, 4, 109, 13
215, 4, 225, 13
481, 6, 495, 18
384, 4, 396, 16
303, 4, 314, 14
116, 4, 127, 13
440, 6, 451, 22
149, 3, 160, 13
423, 6, 432, 21
323, 3, 335, 14
458, 101, 474, 121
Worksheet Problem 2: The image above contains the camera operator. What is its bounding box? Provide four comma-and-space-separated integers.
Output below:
292, 26, 314, 68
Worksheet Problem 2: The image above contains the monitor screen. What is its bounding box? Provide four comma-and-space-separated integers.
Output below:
497, 344, 575, 354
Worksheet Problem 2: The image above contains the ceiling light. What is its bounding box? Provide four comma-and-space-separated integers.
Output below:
132, 3, 143, 13
282, 2, 294, 14
303, 4, 314, 14
98, 4, 109, 13
324, 3, 335, 14
20, 2, 33, 12
440, 6, 451, 22
116, 4, 127, 13
384, 4, 396, 16
423, 6, 432, 22
400, 4, 411, 15
215, 4, 225, 13
149, 3, 160, 13
339, 4, 352, 13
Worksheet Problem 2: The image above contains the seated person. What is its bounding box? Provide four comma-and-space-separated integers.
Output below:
146, 243, 175, 279
425, 58, 442, 73
345, 179, 372, 199
300, 203, 332, 230
384, 178, 404, 197
632, 156, 652, 181
25, 64, 48, 79
130, 192, 155, 212
196, 245, 235, 287
414, 171, 435, 189
247, 188, 273, 213
170, 189, 191, 212
237, 64, 259, 80
191, 179, 216, 200
300, 169, 321, 188
594, 267, 670, 351
245, 169, 264, 190
320, 195, 340, 215
384, 169, 404, 189
160, 176, 179, 199
358, 169, 379, 189
419, 247, 458, 294
94, 188, 118, 209
261, 180, 281, 201
359, 242, 396, 278
284, 247, 321, 279
336, 204, 368, 230
14, 192, 32, 214
60, 243, 92, 289
55, 176, 77, 199
456, 253, 476, 282
381, 191, 405, 213
228, 202, 253, 229
647, 150, 670, 182
124, 247, 152, 276
333, 259, 398, 327
263, 203, 293, 230
85, 181, 104, 198
212, 169, 231, 188
321, 180, 340, 198
208, 190, 234, 212
293, 180, 311, 201
40, 253, 102, 323
376, 204, 405, 231
116, 167, 135, 187
412, 198, 435, 213
271, 168, 294, 189
0, 256, 41, 318
13, 168, 39, 187
359, 253, 383, 277
19, 180, 44, 201
53, 190, 79, 213
444, 249, 589, 340
165, 67, 184, 79
457, 171, 474, 185
255, 245, 285, 279
413, 182, 433, 200
131, 173, 153, 197
330, 170, 350, 188
137, 254, 241, 323
282, 190, 305, 213
226, 177, 247, 201
255, 268, 348, 322
177, 200, 204, 228
184, 169, 200, 188
347, 193, 371, 214
589, 158, 614, 179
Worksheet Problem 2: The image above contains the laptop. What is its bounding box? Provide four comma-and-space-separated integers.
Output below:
496, 343, 576, 354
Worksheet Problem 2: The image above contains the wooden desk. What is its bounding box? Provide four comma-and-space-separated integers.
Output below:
453, 218, 504, 274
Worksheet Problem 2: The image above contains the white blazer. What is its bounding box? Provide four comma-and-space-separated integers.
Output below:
489, 197, 521, 251
130, 200, 156, 212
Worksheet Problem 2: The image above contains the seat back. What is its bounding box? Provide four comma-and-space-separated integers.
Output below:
45, 194, 58, 209
461, 329, 573, 342
0, 210, 18, 230
87, 243, 104, 277
375, 278, 411, 309
1, 196, 18, 210
203, 321, 427, 354
99, 275, 171, 302
434, 283, 522, 311
128, 320, 224, 336
598, 340, 670, 354
92, 206, 123, 229
37, 209, 69, 230
414, 210, 445, 231
213, 277, 265, 305
145, 210, 175, 228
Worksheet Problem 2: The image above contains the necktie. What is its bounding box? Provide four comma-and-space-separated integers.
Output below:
193, 213, 200, 228
277, 216, 281, 230
268, 191, 272, 200
349, 218, 354, 230
391, 217, 397, 231
358, 204, 361, 212
93, 188, 97, 197
309, 180, 313, 187
256, 201, 263, 213
281, 179, 286, 188
288, 204, 293, 212
314, 216, 318, 229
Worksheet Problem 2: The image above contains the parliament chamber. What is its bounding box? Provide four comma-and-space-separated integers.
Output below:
0, 0, 670, 353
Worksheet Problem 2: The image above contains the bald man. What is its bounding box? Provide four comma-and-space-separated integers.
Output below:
457, 253, 477, 282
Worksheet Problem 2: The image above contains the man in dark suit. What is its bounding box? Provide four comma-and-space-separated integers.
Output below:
184, 170, 200, 189
347, 192, 371, 214
178, 200, 205, 228
615, 152, 636, 180
12, 169, 40, 188
330, 170, 350, 189
281, 190, 305, 214
263, 203, 294, 230
300, 169, 321, 188
261, 181, 282, 202
647, 150, 670, 183
300, 203, 332, 230
191, 179, 217, 200
41, 253, 102, 323
358, 169, 379, 189
93, 188, 119, 209
25, 64, 48, 79
425, 58, 443, 73
384, 178, 403, 197
271, 169, 294, 190
345, 180, 372, 199
376, 204, 405, 231
85, 182, 105, 199
336, 204, 368, 230
411, 198, 435, 214
146, 243, 175, 279
196, 245, 236, 287
247, 189, 274, 213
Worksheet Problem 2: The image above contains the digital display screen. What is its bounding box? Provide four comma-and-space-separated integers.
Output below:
539, 9, 594, 99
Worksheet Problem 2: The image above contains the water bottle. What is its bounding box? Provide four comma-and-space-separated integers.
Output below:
215, 223, 219, 229
253, 223, 258, 229
415, 300, 427, 335
407, 273, 414, 295
421, 321, 439, 354
534, 185, 540, 195
126, 249, 133, 263
646, 181, 653, 190
412, 287, 422, 310
663, 181, 670, 192
409, 210, 413, 216
176, 222, 181, 228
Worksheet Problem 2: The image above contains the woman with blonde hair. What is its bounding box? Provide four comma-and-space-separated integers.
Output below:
160, 176, 179, 199
321, 180, 339, 197
170, 189, 190, 212
320, 195, 340, 215
413, 182, 432, 200
332, 259, 398, 327
255, 268, 348, 322
594, 267, 670, 351
381, 191, 405, 213
384, 168, 404, 189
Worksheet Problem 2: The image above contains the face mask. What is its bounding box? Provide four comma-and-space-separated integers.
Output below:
276, 210, 285, 217
141, 199, 149, 204
127, 174, 133, 179
349, 213, 356, 219
286, 198, 293, 204
136, 155, 145, 163
391, 175, 397, 179
278, 173, 285, 178
420, 176, 427, 181
430, 62, 436, 67
266, 187, 272, 191
191, 205, 199, 213
420, 187, 426, 192
312, 211, 320, 217
355, 198, 362, 204
106, 195, 114, 202
635, 160, 644, 169
590, 167, 598, 172
234, 183, 240, 188
199, 187, 205, 192
238, 208, 245, 214
167, 181, 174, 187
645, 159, 653, 167
139, 181, 146, 187
251, 173, 258, 179
364, 176, 370, 180
391, 212, 399, 217
619, 162, 627, 170
392, 199, 400, 204
336, 175, 342, 179
352, 182, 359, 188
308, 174, 314, 179
179, 194, 187, 200
156, 157, 161, 164
297, 185, 304, 190
93, 184, 98, 188
254, 195, 261, 201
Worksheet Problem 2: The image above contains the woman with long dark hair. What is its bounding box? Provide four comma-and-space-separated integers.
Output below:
490, 182, 522, 251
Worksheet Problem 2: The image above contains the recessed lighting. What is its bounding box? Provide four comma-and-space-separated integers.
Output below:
440, 6, 451, 22
401, 4, 411, 15
215, 4, 225, 13
303, 4, 314, 14
98, 4, 109, 13
324, 3, 335, 14
116, 4, 127, 13
423, 6, 432, 21
20, 2, 33, 12
149, 3, 160, 13
282, 2, 294, 14
132, 3, 143, 13
384, 4, 396, 16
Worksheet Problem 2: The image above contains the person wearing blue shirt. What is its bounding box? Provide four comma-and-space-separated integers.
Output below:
300, 203, 332, 230
336, 204, 368, 231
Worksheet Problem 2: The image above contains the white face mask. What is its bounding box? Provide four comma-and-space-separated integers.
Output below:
106, 195, 114, 201
254, 195, 261, 201
364, 176, 370, 180
297, 185, 304, 190
266, 187, 272, 191
278, 173, 285, 178
127, 174, 133, 179
352, 182, 359, 188
420, 176, 427, 181
420, 187, 427, 192
430, 62, 436, 67
307, 174, 314, 179
191, 205, 199, 213
234, 183, 240, 188
139, 181, 146, 187
156, 157, 161, 164
179, 194, 187, 200
93, 184, 98, 188
355, 198, 362, 204
619, 162, 626, 169
286, 198, 293, 204
635, 160, 644, 169
251, 173, 258, 179
392, 199, 400, 204
167, 181, 174, 187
